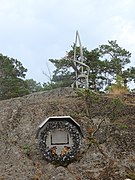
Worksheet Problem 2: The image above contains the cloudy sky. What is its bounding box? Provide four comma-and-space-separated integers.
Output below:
0, 0, 135, 84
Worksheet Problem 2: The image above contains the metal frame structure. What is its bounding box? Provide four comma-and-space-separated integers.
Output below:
72, 31, 89, 88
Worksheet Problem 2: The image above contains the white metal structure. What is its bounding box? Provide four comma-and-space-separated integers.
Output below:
72, 30, 89, 88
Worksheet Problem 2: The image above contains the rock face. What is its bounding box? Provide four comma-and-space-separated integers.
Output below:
0, 87, 135, 180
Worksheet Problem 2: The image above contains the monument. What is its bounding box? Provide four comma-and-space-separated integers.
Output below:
36, 116, 83, 165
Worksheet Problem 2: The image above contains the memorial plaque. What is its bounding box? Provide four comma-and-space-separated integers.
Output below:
36, 116, 83, 166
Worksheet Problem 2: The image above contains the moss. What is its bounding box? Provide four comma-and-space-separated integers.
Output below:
117, 123, 128, 129
126, 172, 135, 180
22, 144, 32, 157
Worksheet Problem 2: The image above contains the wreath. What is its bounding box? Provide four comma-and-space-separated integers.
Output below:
38, 120, 81, 166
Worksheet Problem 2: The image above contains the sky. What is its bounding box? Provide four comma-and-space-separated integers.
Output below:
0, 0, 135, 86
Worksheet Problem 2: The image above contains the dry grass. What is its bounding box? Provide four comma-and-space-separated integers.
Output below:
108, 85, 129, 95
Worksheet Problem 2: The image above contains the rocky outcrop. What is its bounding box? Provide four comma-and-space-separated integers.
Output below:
0, 88, 135, 179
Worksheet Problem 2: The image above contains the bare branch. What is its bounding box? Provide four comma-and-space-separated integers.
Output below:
42, 63, 52, 82
92, 118, 105, 136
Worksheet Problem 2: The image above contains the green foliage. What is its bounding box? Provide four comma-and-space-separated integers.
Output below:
125, 67, 135, 83
99, 40, 133, 88
0, 53, 27, 78
1, 175, 5, 180
127, 173, 135, 180
0, 53, 29, 100
0, 77, 29, 99
118, 123, 128, 129
43, 82, 63, 90
126, 168, 135, 180
107, 98, 125, 121
76, 88, 101, 119
47, 40, 135, 91
87, 136, 96, 147
76, 88, 100, 102
49, 56, 75, 88
99, 40, 131, 76
22, 144, 32, 157
76, 88, 132, 122
107, 75, 129, 94
25, 79, 44, 93
85, 48, 109, 91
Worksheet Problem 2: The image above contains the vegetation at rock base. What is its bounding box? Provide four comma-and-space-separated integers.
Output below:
106, 74, 129, 94
25, 79, 43, 93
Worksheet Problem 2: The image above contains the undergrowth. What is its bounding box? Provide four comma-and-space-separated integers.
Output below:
76, 88, 127, 121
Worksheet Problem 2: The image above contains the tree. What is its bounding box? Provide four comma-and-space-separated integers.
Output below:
48, 46, 76, 88
0, 53, 29, 100
99, 41, 132, 84
48, 46, 108, 91
46, 41, 134, 91
106, 75, 129, 94
25, 79, 44, 93
99, 41, 135, 90
84, 48, 110, 91
122, 67, 135, 84
99, 40, 131, 75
